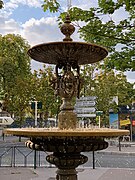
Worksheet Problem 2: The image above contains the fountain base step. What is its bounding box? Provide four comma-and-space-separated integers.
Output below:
56, 169, 77, 180
46, 153, 88, 180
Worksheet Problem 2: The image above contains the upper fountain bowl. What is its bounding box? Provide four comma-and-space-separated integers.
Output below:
28, 41, 108, 65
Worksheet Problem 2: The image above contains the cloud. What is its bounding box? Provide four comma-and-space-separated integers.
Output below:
5, 0, 43, 9
0, 17, 21, 35
112, 7, 129, 24
73, 0, 98, 9
21, 17, 62, 46
124, 72, 135, 83
21, 16, 81, 46
5, 1, 18, 9
0, 14, 80, 46
1, 0, 43, 18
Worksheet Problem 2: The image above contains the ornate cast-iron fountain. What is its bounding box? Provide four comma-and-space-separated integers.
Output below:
5, 14, 129, 180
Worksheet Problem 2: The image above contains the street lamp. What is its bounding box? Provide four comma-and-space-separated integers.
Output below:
126, 105, 132, 142
31, 101, 42, 127
96, 111, 103, 128
129, 105, 135, 142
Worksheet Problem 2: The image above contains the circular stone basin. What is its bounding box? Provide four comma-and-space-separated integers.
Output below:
4, 128, 129, 137
27, 41, 108, 65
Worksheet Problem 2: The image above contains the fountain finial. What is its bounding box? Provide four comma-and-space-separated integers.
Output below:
60, 13, 75, 41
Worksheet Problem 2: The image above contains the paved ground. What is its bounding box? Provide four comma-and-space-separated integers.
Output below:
98, 141, 135, 155
1, 167, 135, 180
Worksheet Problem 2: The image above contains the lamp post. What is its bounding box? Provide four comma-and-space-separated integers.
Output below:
129, 105, 135, 142
34, 101, 37, 127
31, 101, 42, 169
96, 111, 103, 128
126, 105, 132, 142
31, 101, 42, 127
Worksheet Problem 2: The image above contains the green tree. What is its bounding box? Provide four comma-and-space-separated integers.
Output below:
0, 34, 61, 127
0, 34, 31, 114
0, 0, 3, 9
7, 76, 33, 128
41, 1, 135, 126
30, 65, 61, 126
42, 0, 135, 71
81, 63, 134, 126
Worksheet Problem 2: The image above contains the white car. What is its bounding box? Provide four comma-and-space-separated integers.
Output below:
0, 112, 14, 126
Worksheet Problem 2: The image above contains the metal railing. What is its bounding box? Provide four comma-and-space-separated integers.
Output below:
0, 144, 100, 169
0, 145, 51, 168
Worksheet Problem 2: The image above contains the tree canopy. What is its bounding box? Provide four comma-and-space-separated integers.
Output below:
81, 62, 135, 125
0, 34, 31, 120
0, 33, 60, 126
42, 0, 135, 71
0, 0, 3, 9
0, 34, 31, 94
30, 65, 60, 121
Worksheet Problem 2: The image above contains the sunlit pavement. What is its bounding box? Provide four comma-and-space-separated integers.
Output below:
98, 142, 135, 155
0, 167, 135, 180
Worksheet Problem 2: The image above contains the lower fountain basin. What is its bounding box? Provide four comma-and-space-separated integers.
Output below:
4, 127, 129, 137
5, 128, 129, 180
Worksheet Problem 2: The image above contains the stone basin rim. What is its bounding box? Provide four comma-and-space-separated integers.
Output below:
27, 41, 108, 65
4, 128, 129, 137
28, 41, 108, 51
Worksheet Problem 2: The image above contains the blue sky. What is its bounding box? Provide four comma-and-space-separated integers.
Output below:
0, 0, 135, 83
10, 5, 45, 23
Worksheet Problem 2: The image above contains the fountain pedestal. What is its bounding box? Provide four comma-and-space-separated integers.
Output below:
26, 136, 108, 180
45, 138, 107, 180
58, 110, 77, 129
47, 153, 87, 180
58, 98, 77, 129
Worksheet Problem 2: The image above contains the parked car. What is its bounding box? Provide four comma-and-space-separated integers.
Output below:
0, 111, 14, 126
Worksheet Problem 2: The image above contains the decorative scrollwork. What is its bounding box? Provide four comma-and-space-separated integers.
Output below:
25, 140, 44, 151
60, 13, 75, 41
50, 63, 83, 100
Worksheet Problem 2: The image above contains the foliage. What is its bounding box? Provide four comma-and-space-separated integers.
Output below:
0, 34, 31, 99
0, 34, 31, 126
42, 0, 135, 71
42, 0, 60, 13
0, 34, 61, 126
81, 62, 135, 126
0, 0, 3, 9
30, 65, 61, 123
0, 34, 31, 86
7, 76, 33, 127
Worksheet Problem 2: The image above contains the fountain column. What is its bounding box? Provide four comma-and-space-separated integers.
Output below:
46, 152, 88, 180
49, 14, 82, 130
50, 63, 82, 130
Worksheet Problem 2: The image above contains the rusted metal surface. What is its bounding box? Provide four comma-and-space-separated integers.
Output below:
28, 41, 108, 65
25, 136, 108, 180
60, 13, 75, 41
